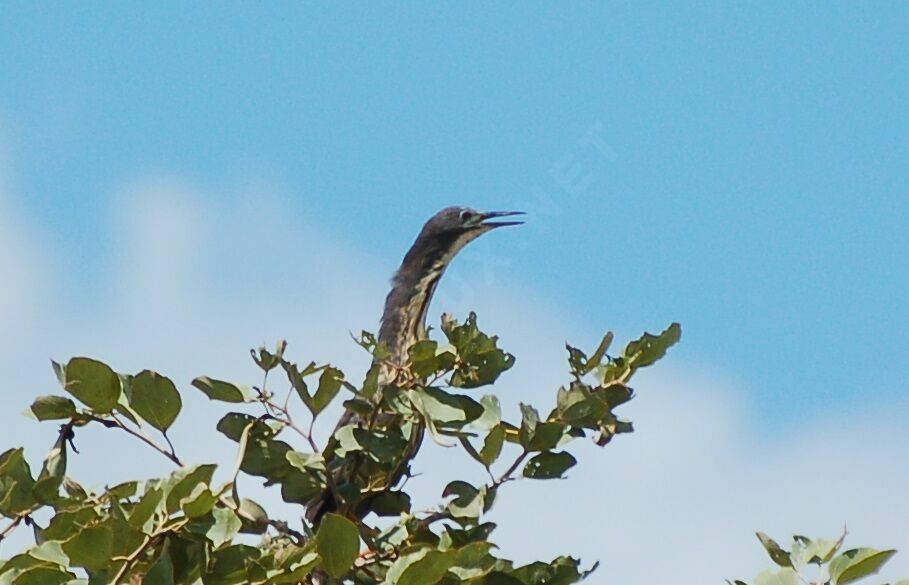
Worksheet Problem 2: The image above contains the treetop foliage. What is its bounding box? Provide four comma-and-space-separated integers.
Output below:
0, 313, 902, 585
733, 530, 907, 585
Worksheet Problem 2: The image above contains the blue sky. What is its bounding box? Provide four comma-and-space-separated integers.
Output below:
1, 4, 908, 582
3, 3, 907, 423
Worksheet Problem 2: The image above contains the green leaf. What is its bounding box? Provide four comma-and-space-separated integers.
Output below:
566, 345, 588, 377
61, 524, 113, 570
165, 464, 217, 513
754, 568, 798, 585
206, 507, 242, 548
448, 542, 497, 580
585, 332, 614, 374
280, 471, 325, 504
474, 395, 502, 430
236, 498, 269, 534
27, 541, 69, 566
107, 511, 147, 563
285, 451, 326, 472
251, 340, 287, 372
282, 361, 313, 410
480, 426, 506, 467
50, 360, 66, 386
271, 550, 321, 583
408, 340, 457, 378
315, 513, 360, 578
63, 357, 121, 413
386, 548, 457, 585
526, 422, 566, 452
623, 322, 682, 369
369, 491, 412, 517
829, 548, 897, 585
0, 448, 37, 517
206, 543, 263, 583
126, 370, 182, 432
568, 332, 615, 377
510, 556, 590, 585
310, 367, 343, 416
41, 506, 99, 541
791, 533, 846, 566
192, 377, 249, 403
418, 387, 484, 426
596, 382, 634, 408
356, 330, 389, 360
107, 480, 139, 499
180, 484, 218, 518
129, 486, 164, 531
522, 451, 577, 479
143, 543, 176, 585
34, 436, 67, 503
216, 412, 275, 441
518, 403, 539, 447
442, 312, 516, 388
406, 392, 451, 447
443, 481, 490, 519
354, 427, 410, 465
341, 398, 374, 419
27, 396, 76, 421
7, 566, 74, 585
555, 384, 605, 425
756, 532, 792, 568
240, 436, 293, 479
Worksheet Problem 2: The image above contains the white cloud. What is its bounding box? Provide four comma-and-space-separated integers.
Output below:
0, 146, 48, 338
0, 171, 907, 584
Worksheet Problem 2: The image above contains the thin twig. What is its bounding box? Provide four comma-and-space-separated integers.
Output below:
89, 414, 184, 467
0, 513, 28, 543
416, 510, 452, 529
494, 450, 528, 486
262, 399, 314, 446
354, 547, 399, 570
260, 397, 343, 513
110, 534, 158, 584
161, 433, 178, 459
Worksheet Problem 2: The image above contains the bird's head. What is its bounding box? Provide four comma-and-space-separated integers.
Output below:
396, 206, 524, 284
421, 206, 525, 238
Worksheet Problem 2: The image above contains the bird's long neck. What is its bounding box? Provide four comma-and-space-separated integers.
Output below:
377, 231, 463, 366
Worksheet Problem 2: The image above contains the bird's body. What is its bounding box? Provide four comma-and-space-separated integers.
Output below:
305, 206, 523, 525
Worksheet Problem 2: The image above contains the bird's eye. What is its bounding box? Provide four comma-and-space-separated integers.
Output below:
459, 210, 476, 223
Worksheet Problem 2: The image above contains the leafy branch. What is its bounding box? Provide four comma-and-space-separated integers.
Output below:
731, 530, 906, 585
0, 314, 687, 584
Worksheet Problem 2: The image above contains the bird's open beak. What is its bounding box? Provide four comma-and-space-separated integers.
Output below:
479, 210, 525, 228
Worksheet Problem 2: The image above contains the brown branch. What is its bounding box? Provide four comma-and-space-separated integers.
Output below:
87, 414, 184, 467
416, 510, 452, 530
110, 533, 158, 584
494, 450, 528, 486
0, 513, 28, 543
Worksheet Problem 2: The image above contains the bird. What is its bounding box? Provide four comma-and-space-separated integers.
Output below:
305, 206, 523, 525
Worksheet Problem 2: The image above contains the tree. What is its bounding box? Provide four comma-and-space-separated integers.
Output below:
0, 314, 901, 584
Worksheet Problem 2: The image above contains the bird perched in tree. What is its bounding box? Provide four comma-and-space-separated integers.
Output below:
305, 206, 523, 524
